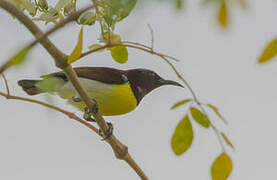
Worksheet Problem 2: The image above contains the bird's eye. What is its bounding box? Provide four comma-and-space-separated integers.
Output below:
150, 72, 156, 78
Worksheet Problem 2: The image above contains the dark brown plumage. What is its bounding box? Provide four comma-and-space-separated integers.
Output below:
18, 67, 183, 104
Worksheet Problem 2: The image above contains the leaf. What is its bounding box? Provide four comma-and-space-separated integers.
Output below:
55, 0, 71, 10
33, 7, 58, 24
211, 153, 233, 180
110, 46, 128, 64
207, 104, 228, 124
171, 115, 194, 155
218, 0, 228, 28
258, 39, 277, 63
88, 44, 104, 52
176, 0, 184, 9
220, 132, 235, 150
104, 0, 137, 27
0, 47, 31, 73
68, 27, 84, 64
78, 12, 96, 26
190, 107, 210, 128
22, 0, 37, 16
99, 32, 122, 44
171, 99, 192, 109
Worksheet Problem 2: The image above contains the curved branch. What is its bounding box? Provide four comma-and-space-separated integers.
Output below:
80, 42, 180, 62
0, 0, 68, 68
0, 1, 148, 179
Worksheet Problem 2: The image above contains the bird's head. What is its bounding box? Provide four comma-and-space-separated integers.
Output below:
126, 69, 183, 103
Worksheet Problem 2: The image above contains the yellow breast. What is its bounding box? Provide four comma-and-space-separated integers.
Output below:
62, 78, 137, 116
96, 83, 137, 116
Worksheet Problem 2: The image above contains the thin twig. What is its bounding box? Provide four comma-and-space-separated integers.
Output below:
80, 42, 180, 62
1, 74, 10, 96
147, 24, 154, 50
0, 76, 98, 133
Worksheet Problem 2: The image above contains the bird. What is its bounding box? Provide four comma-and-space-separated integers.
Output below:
18, 67, 183, 117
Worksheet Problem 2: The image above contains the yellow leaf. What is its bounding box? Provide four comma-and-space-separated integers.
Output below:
218, 1, 228, 28
221, 132, 235, 150
68, 27, 83, 64
207, 104, 228, 124
0, 47, 31, 74
171, 115, 194, 155
110, 46, 128, 64
190, 107, 210, 128
211, 153, 233, 180
171, 99, 192, 109
258, 39, 277, 63
88, 44, 105, 52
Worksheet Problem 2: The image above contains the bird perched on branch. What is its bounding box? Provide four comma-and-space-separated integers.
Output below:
18, 66, 183, 125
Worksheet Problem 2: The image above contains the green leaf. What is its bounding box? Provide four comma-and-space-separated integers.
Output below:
211, 153, 233, 180
78, 12, 96, 26
99, 32, 121, 44
207, 104, 228, 124
68, 27, 83, 64
176, 0, 184, 9
258, 39, 277, 63
171, 99, 192, 109
55, 0, 71, 10
104, 0, 137, 26
110, 46, 128, 64
171, 115, 194, 156
22, 0, 37, 16
38, 0, 48, 10
33, 7, 58, 24
220, 132, 235, 150
190, 107, 210, 128
0, 47, 31, 74
88, 44, 105, 52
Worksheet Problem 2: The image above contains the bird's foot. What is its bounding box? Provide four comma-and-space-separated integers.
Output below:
90, 98, 99, 114
83, 108, 96, 122
99, 122, 114, 141
83, 99, 99, 122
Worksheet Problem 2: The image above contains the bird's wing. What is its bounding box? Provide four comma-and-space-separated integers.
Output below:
41, 67, 128, 85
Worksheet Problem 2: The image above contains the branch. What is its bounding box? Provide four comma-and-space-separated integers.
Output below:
0, 75, 98, 134
0, 1, 148, 179
80, 42, 180, 62
28, 4, 95, 50
79, 33, 226, 152
0, 0, 68, 68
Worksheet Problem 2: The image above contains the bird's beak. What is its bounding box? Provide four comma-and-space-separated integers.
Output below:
159, 79, 184, 88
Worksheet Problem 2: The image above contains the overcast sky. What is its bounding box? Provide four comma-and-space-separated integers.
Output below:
1, 0, 277, 179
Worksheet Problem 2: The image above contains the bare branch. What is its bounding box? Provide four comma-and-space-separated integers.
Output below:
0, 1, 148, 179
147, 24, 154, 50
80, 42, 180, 62
1, 74, 10, 96
0, 88, 99, 134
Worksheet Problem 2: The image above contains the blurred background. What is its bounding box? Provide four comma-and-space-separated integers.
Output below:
1, 0, 277, 179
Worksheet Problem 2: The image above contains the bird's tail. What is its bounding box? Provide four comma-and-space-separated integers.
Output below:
18, 80, 42, 95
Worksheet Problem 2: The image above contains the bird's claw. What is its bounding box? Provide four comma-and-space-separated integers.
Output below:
90, 98, 99, 114
99, 122, 114, 141
82, 99, 99, 122
83, 108, 96, 122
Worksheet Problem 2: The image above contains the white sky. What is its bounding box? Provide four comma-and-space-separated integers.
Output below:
1, 0, 277, 179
